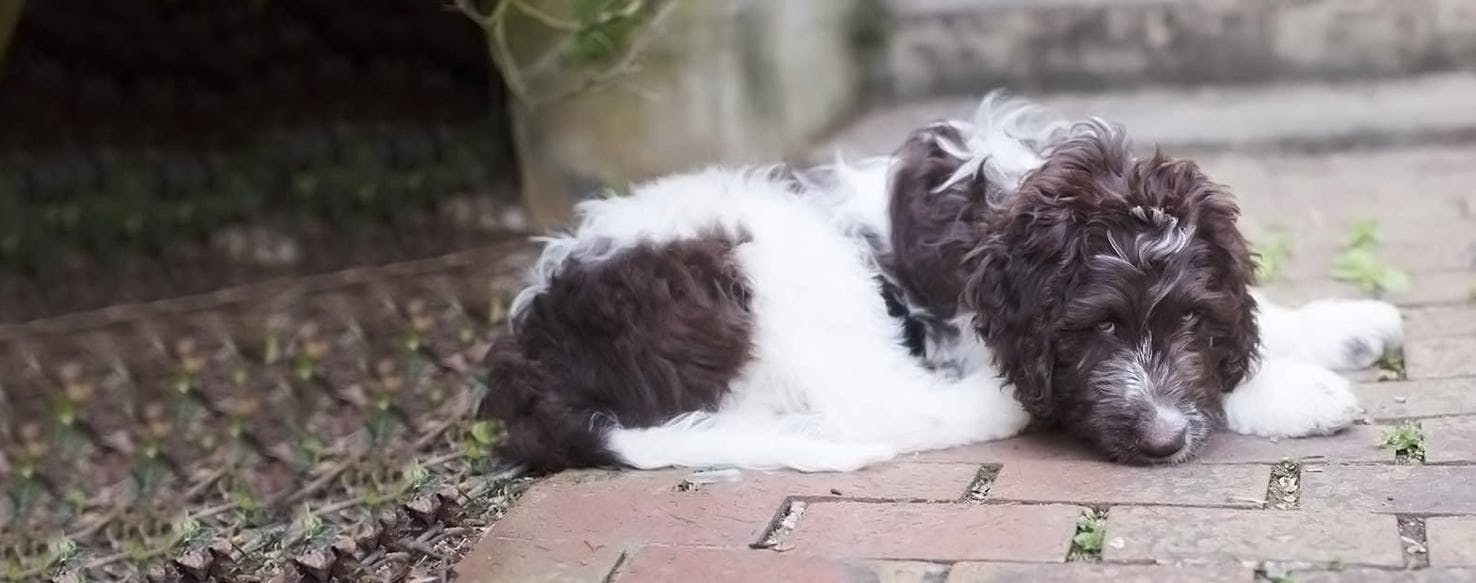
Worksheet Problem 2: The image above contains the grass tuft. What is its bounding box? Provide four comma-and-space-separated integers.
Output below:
1381, 421, 1426, 463
1328, 217, 1410, 297
1069, 508, 1108, 561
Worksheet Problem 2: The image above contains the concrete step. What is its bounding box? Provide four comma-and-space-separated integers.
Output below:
812, 72, 1476, 159
878, 0, 1476, 97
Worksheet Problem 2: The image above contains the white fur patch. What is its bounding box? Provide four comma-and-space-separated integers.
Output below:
1223, 357, 1359, 438
514, 167, 1031, 472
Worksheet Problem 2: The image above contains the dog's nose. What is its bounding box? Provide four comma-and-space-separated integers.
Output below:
1137, 426, 1188, 459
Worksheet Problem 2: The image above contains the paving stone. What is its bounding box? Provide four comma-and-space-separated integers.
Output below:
1407, 337, 1476, 379
987, 461, 1269, 508
1278, 240, 1476, 281
1356, 378, 1476, 420
1423, 416, 1476, 464
1428, 517, 1476, 568
1301, 465, 1476, 514
1104, 507, 1403, 567
455, 537, 624, 583
1261, 272, 1476, 308
946, 563, 1251, 582
903, 432, 1097, 464
491, 469, 778, 548
1200, 425, 1392, 464
1292, 569, 1476, 582
493, 462, 987, 551
614, 547, 925, 583
1405, 305, 1476, 339
788, 502, 1079, 562
718, 461, 985, 502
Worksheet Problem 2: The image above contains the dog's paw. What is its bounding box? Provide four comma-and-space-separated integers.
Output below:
1289, 299, 1404, 371
1224, 358, 1359, 438
976, 386, 1033, 441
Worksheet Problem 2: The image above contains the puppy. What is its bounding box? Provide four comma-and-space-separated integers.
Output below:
879, 94, 1403, 463
481, 94, 1402, 472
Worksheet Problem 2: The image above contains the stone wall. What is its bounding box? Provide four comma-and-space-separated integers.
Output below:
883, 0, 1476, 97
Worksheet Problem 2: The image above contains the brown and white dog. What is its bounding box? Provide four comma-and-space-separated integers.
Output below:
481, 93, 1403, 473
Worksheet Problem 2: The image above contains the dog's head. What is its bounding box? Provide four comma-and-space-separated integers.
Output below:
963, 122, 1260, 463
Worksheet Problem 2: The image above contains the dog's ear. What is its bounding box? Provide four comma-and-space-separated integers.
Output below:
963, 130, 1120, 419
887, 124, 994, 315
1134, 155, 1262, 389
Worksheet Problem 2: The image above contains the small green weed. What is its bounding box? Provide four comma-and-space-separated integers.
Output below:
1376, 349, 1408, 382
1381, 421, 1426, 462
1070, 509, 1108, 561
1253, 227, 1294, 283
1328, 217, 1410, 297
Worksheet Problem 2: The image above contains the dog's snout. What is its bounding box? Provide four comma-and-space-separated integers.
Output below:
1137, 410, 1189, 459
1137, 427, 1187, 459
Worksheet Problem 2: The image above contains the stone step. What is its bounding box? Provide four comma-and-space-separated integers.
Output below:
879, 0, 1476, 97
812, 72, 1476, 159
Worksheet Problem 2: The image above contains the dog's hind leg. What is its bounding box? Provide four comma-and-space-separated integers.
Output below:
605, 411, 899, 472
1253, 291, 1404, 371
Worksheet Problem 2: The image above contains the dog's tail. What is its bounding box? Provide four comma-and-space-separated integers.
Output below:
478, 336, 620, 473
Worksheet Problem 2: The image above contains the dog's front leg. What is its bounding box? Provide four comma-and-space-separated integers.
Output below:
1222, 357, 1360, 438
1252, 290, 1404, 371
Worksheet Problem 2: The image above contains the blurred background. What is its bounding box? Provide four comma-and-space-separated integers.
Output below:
1, 0, 1473, 580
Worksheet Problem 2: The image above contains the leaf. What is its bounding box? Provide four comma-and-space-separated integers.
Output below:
470, 420, 498, 445
1253, 228, 1293, 283
1330, 247, 1411, 296
1346, 216, 1381, 249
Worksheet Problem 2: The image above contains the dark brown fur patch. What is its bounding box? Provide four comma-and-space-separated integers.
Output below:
479, 233, 754, 473
888, 121, 1260, 463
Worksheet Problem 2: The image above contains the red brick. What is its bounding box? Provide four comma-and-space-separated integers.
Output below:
1104, 507, 1403, 567
1200, 426, 1392, 464
902, 433, 1097, 464
1423, 416, 1476, 464
788, 502, 1079, 562
493, 469, 777, 548
494, 463, 986, 551
1407, 337, 1476, 379
1293, 569, 1476, 582
1405, 305, 1476, 338
614, 547, 891, 583
1427, 517, 1476, 567
722, 461, 985, 502
455, 537, 623, 583
1357, 378, 1476, 421
1301, 465, 1476, 514
987, 461, 1268, 508
946, 563, 1251, 583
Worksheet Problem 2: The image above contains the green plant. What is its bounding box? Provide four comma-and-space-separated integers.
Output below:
1328, 217, 1410, 297
1331, 247, 1411, 297
1376, 350, 1407, 382
454, 0, 678, 108
1381, 421, 1426, 462
1253, 226, 1293, 283
1070, 509, 1107, 560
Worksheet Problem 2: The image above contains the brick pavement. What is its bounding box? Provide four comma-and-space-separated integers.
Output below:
456, 147, 1476, 581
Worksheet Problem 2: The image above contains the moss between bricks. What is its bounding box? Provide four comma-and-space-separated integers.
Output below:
1376, 348, 1408, 382
1068, 508, 1107, 562
1381, 420, 1426, 464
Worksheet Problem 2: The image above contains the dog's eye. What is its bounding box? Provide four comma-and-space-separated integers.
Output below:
1181, 312, 1200, 325
1096, 321, 1116, 334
